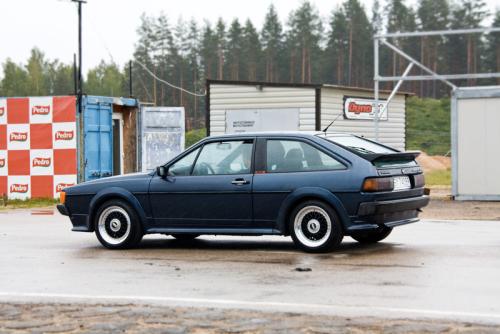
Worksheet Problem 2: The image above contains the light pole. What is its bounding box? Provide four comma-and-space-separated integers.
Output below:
71, 0, 86, 114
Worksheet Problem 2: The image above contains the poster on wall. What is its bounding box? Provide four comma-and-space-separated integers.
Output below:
343, 97, 388, 120
226, 109, 300, 133
0, 96, 77, 199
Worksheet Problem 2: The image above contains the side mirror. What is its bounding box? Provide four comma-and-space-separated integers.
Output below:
156, 166, 167, 178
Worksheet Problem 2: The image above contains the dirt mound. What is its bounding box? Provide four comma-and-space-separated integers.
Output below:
416, 152, 451, 173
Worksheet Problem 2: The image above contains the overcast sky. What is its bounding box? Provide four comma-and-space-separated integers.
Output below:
0, 0, 499, 75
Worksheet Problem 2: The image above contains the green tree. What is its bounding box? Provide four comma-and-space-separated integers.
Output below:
0, 60, 29, 96
241, 19, 262, 81
485, 10, 500, 84
226, 19, 243, 80
25, 48, 49, 96
417, 0, 450, 97
261, 5, 283, 82
86, 61, 125, 96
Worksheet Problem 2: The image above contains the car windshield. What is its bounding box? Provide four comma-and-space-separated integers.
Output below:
321, 135, 396, 154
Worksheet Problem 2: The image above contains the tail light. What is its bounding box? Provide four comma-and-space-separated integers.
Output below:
362, 177, 394, 192
413, 174, 425, 188
60, 191, 66, 204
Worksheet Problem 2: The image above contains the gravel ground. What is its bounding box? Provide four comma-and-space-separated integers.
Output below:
0, 303, 498, 334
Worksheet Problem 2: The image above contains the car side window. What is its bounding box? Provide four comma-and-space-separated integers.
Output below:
266, 139, 345, 173
192, 140, 253, 176
168, 148, 200, 176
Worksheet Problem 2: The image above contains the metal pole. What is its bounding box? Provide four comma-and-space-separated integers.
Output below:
374, 38, 379, 141
380, 63, 414, 115
78, 1, 82, 113
73, 53, 77, 95
377, 27, 500, 39
129, 60, 133, 97
377, 72, 500, 81
381, 39, 457, 89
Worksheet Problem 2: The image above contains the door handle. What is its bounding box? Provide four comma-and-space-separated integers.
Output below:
231, 178, 249, 186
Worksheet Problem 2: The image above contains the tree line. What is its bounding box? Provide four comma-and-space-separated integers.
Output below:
1, 0, 499, 130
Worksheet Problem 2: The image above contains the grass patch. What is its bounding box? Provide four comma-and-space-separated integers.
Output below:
425, 169, 451, 186
0, 197, 58, 210
406, 97, 450, 155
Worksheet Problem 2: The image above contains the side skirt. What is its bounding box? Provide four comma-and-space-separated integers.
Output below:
146, 227, 283, 236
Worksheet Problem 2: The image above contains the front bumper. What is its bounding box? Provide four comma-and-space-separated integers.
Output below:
57, 204, 68, 216
57, 204, 91, 232
347, 195, 430, 233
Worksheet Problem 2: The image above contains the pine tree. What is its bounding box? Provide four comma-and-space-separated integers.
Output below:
417, 0, 449, 97
215, 18, 226, 80
448, 0, 489, 86
326, 6, 349, 85
226, 19, 243, 80
261, 5, 283, 82
485, 10, 500, 84
286, 1, 322, 83
241, 19, 262, 81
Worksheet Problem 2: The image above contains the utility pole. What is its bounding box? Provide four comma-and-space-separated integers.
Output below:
71, 0, 86, 113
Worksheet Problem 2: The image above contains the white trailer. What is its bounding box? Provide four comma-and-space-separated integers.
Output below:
451, 86, 500, 200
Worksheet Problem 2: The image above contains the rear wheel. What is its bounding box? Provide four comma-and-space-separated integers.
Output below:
290, 200, 343, 253
95, 199, 143, 249
351, 227, 392, 244
171, 234, 200, 241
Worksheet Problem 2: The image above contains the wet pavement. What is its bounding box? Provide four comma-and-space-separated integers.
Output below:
0, 209, 500, 328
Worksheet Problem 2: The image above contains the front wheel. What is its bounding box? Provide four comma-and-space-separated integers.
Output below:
350, 227, 392, 244
290, 200, 344, 253
95, 200, 143, 249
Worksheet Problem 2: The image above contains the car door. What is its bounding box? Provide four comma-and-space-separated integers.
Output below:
252, 137, 348, 229
149, 138, 255, 229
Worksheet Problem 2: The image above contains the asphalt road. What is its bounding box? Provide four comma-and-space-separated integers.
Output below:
1, 209, 499, 326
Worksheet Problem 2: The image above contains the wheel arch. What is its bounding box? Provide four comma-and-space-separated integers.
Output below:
88, 187, 147, 232
276, 187, 350, 235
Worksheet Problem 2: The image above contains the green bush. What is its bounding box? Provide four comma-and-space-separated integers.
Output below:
185, 128, 207, 148
406, 96, 450, 155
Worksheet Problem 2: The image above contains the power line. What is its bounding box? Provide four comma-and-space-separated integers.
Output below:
133, 59, 206, 97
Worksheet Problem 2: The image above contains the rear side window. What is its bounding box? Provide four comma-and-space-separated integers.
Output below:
325, 135, 396, 154
266, 139, 345, 173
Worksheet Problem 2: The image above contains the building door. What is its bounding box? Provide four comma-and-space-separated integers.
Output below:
112, 113, 124, 176
83, 97, 113, 181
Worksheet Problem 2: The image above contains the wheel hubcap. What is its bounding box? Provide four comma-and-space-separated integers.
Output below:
98, 206, 131, 245
294, 206, 332, 248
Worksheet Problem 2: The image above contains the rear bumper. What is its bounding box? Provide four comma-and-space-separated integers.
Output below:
347, 195, 430, 233
357, 195, 430, 216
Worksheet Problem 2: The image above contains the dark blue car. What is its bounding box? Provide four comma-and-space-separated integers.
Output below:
58, 132, 429, 253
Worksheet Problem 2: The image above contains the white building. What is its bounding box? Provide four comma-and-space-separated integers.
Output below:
206, 80, 409, 151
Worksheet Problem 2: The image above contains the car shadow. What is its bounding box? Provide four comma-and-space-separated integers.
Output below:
132, 236, 402, 255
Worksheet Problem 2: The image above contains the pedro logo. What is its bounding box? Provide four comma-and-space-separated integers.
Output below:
33, 157, 51, 167
10, 132, 28, 142
55, 130, 74, 141
31, 105, 50, 115
348, 101, 373, 114
56, 183, 74, 192
10, 184, 28, 193
0, 158, 5, 168
0, 106, 5, 116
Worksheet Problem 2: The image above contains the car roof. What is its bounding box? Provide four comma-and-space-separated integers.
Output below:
207, 131, 355, 140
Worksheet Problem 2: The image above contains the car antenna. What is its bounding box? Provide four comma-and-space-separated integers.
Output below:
322, 112, 343, 133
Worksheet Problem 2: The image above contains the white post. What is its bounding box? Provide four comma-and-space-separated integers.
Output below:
374, 38, 379, 141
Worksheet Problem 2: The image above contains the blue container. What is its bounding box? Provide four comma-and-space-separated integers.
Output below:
78, 96, 139, 182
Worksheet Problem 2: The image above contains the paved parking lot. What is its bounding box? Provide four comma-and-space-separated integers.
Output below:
1, 209, 499, 332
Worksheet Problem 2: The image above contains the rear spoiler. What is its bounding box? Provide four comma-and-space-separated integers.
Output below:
362, 151, 421, 163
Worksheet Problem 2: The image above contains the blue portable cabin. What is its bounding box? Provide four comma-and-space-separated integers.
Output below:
78, 95, 141, 182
